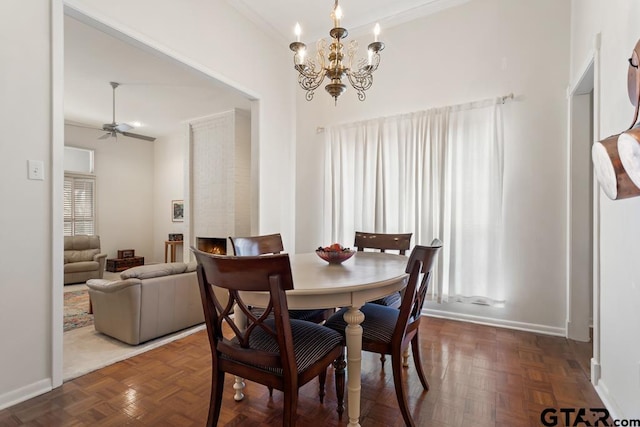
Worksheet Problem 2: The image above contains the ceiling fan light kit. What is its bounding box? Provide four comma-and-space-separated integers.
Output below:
100, 81, 156, 142
289, 0, 384, 104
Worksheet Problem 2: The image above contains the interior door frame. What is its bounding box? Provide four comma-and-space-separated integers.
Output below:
565, 33, 601, 385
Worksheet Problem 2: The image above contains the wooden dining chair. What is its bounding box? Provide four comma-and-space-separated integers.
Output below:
229, 233, 285, 258
192, 248, 345, 427
353, 231, 413, 309
324, 241, 442, 427
229, 233, 335, 324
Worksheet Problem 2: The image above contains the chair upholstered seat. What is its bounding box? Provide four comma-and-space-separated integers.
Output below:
288, 309, 335, 323
226, 319, 343, 375
370, 293, 402, 309
325, 303, 412, 345
323, 242, 442, 427
250, 307, 334, 323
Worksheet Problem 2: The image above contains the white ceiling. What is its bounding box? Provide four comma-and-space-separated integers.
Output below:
227, 0, 470, 42
64, 0, 466, 141
64, 15, 252, 140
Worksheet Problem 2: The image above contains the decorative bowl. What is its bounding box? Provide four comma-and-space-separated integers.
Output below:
315, 248, 355, 264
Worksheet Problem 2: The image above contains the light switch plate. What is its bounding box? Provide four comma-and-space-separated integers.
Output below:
28, 160, 44, 180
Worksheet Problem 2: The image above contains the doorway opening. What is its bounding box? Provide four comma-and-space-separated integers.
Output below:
568, 62, 594, 343
567, 40, 601, 386
58, 4, 259, 384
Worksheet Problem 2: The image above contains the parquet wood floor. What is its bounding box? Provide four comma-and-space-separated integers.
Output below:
0, 317, 608, 426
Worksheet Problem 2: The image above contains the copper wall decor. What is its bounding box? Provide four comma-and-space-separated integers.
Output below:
592, 38, 640, 200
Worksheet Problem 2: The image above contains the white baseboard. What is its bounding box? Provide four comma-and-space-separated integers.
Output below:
422, 308, 566, 336
0, 379, 52, 411
594, 379, 623, 420
591, 357, 601, 385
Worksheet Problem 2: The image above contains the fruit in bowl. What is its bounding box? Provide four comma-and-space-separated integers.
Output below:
316, 243, 355, 264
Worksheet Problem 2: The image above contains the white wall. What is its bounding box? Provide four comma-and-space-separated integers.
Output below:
0, 0, 57, 408
568, 92, 593, 341
153, 128, 187, 263
571, 0, 640, 419
296, 0, 572, 334
65, 125, 155, 260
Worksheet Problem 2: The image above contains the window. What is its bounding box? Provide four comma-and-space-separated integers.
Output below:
324, 100, 506, 305
64, 146, 94, 174
64, 174, 96, 236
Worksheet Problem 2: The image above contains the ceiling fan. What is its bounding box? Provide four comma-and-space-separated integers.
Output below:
100, 82, 156, 142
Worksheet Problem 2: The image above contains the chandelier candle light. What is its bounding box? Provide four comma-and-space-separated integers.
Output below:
289, 0, 385, 104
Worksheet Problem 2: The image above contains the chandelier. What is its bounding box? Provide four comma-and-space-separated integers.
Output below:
289, 0, 385, 104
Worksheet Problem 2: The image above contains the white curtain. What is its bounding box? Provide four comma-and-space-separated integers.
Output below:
323, 99, 505, 305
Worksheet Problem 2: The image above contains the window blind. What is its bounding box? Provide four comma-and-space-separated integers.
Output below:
64, 174, 96, 236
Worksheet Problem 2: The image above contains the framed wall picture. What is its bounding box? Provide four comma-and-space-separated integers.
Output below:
117, 249, 135, 258
171, 200, 184, 222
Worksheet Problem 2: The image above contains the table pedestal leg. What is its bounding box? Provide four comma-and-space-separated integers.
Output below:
344, 305, 365, 427
232, 303, 246, 401
233, 377, 245, 401
403, 348, 410, 367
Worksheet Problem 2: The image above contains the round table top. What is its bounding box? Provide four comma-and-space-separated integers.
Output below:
241, 251, 409, 309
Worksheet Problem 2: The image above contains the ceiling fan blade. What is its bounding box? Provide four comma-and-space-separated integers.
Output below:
65, 122, 102, 131
115, 123, 133, 132
98, 132, 112, 140
121, 131, 156, 142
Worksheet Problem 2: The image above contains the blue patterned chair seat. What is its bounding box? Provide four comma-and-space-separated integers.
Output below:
324, 303, 413, 344
250, 307, 334, 323
368, 293, 402, 309
225, 319, 343, 375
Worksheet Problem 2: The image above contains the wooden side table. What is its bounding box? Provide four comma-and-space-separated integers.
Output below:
164, 240, 183, 263
106, 256, 144, 272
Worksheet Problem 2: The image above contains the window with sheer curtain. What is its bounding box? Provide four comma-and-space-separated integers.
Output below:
323, 99, 505, 305
64, 174, 96, 236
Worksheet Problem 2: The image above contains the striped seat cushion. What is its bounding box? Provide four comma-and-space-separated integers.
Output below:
224, 319, 342, 375
288, 309, 332, 322
324, 303, 408, 344
368, 292, 402, 309
249, 307, 331, 323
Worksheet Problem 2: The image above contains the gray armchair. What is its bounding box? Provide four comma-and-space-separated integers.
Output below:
64, 235, 107, 285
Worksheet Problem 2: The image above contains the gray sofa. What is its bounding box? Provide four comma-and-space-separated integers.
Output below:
86, 262, 205, 345
64, 235, 107, 285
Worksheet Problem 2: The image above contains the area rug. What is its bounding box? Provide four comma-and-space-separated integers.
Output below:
64, 290, 93, 332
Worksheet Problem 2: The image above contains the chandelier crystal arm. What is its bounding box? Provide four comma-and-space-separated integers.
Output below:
295, 66, 327, 101
290, 39, 329, 101
346, 40, 383, 101
347, 61, 377, 101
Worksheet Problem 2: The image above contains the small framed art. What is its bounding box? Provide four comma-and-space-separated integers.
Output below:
117, 249, 135, 259
171, 200, 184, 222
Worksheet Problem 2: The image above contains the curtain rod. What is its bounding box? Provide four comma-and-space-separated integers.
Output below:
316, 92, 515, 133
452, 92, 514, 111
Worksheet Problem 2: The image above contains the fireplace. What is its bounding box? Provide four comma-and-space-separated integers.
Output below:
196, 237, 227, 255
